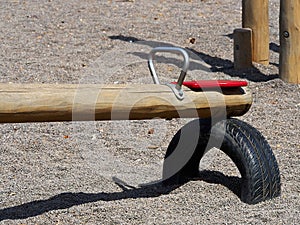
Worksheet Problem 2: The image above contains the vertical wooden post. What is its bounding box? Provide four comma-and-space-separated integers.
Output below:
234, 28, 253, 69
242, 0, 269, 65
279, 0, 300, 84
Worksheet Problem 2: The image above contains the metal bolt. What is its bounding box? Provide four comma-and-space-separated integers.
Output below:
283, 31, 290, 38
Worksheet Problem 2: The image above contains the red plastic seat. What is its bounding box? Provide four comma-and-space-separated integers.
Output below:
180, 80, 248, 90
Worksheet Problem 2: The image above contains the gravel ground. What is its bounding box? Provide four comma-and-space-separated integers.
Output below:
0, 0, 299, 224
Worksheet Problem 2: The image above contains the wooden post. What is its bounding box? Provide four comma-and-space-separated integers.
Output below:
234, 28, 253, 69
279, 0, 300, 84
0, 83, 252, 123
242, 0, 269, 65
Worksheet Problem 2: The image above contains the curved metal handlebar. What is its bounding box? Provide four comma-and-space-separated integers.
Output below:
148, 47, 190, 100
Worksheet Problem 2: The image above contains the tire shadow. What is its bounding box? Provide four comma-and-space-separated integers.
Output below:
0, 171, 242, 221
195, 170, 242, 198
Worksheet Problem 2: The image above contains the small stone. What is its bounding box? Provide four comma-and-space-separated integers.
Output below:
148, 128, 154, 134
189, 37, 196, 44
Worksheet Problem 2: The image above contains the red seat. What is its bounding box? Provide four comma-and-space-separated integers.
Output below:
179, 80, 248, 90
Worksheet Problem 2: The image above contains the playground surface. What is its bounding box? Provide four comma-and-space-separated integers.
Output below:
0, 0, 299, 224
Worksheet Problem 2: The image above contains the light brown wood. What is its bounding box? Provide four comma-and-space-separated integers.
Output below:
0, 83, 252, 123
234, 28, 253, 69
242, 0, 269, 65
279, 0, 300, 84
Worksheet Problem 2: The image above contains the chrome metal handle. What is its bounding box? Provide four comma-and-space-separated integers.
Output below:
148, 47, 190, 100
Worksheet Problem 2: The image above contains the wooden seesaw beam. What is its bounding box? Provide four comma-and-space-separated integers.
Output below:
0, 83, 252, 123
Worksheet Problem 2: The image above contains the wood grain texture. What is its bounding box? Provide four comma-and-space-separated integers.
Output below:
0, 83, 252, 123
279, 0, 300, 84
242, 0, 269, 65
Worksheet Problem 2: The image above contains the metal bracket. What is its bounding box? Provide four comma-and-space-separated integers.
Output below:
148, 47, 190, 100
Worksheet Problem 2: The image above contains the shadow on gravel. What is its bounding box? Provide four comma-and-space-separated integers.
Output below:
109, 35, 279, 82
197, 170, 242, 197
224, 34, 280, 68
185, 48, 279, 82
0, 182, 178, 221
270, 42, 280, 53
0, 171, 242, 221
110, 35, 212, 73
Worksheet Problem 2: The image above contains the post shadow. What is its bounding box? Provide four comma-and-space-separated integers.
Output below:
109, 35, 279, 82
224, 33, 280, 54
270, 42, 280, 53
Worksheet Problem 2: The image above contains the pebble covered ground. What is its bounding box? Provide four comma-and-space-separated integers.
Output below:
0, 0, 299, 224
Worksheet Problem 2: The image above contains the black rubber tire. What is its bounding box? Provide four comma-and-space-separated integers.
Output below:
163, 118, 281, 204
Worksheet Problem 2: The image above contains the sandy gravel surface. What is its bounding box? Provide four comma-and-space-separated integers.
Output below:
0, 0, 299, 224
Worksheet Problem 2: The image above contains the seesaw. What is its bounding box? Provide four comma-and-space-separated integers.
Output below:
0, 47, 280, 204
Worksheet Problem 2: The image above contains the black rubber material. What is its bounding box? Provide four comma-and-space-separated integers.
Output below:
162, 118, 281, 204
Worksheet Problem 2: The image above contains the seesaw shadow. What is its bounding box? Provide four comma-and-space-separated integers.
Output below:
0, 170, 242, 221
109, 35, 279, 82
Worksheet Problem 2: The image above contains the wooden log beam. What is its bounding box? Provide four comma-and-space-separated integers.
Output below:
242, 0, 269, 65
0, 83, 252, 123
279, 0, 300, 84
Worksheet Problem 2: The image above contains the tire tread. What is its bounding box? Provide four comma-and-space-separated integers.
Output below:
163, 118, 281, 204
